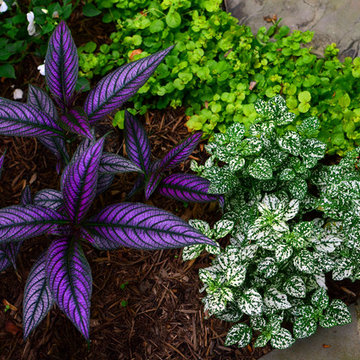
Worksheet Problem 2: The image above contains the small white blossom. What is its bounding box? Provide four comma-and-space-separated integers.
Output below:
37, 63, 45, 76
27, 11, 37, 36
41, 8, 48, 14
13, 89, 23, 100
0, 0, 8, 13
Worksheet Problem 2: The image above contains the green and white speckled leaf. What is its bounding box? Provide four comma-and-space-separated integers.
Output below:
254, 96, 295, 125
258, 193, 280, 213
283, 199, 300, 220
301, 138, 326, 168
320, 300, 352, 328
188, 219, 211, 237
332, 258, 354, 281
313, 235, 342, 253
293, 250, 317, 274
257, 257, 278, 278
248, 158, 273, 180
225, 264, 247, 287
285, 276, 306, 298
293, 315, 318, 339
237, 289, 263, 316
311, 288, 329, 310
238, 244, 259, 262
225, 323, 252, 347
251, 316, 266, 331
264, 288, 292, 310
202, 291, 227, 314
278, 131, 301, 156
279, 168, 296, 181
213, 219, 234, 239
271, 328, 295, 349
239, 137, 263, 156
254, 333, 270, 348
228, 156, 245, 172
289, 177, 308, 200
297, 116, 320, 137
182, 244, 205, 260
199, 268, 217, 285
227, 123, 246, 141
275, 245, 293, 263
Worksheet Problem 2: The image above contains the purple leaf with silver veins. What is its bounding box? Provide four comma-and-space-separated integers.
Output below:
33, 189, 64, 211
144, 171, 162, 200
45, 21, 78, 108
62, 138, 104, 223
0, 248, 11, 272
124, 111, 151, 173
46, 238, 92, 340
158, 131, 203, 171
23, 252, 54, 339
0, 151, 5, 178
0, 205, 67, 244
82, 203, 216, 250
60, 108, 93, 140
27, 84, 58, 120
0, 101, 63, 137
99, 153, 142, 174
158, 173, 224, 204
126, 174, 144, 199
96, 173, 115, 195
84, 46, 174, 123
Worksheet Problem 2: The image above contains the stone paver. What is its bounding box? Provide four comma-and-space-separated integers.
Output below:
262, 303, 360, 360
224, 0, 360, 59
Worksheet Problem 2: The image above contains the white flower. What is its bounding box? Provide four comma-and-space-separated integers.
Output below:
37, 62, 45, 76
27, 11, 37, 36
41, 8, 48, 14
0, 0, 8, 13
13, 89, 23, 100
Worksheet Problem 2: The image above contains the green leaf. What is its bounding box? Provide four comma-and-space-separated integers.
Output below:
225, 323, 252, 347
278, 131, 301, 156
213, 219, 234, 239
258, 257, 278, 278
297, 117, 320, 137
275, 245, 293, 263
298, 91, 311, 103
293, 250, 318, 274
0, 64, 16, 79
320, 300, 352, 328
248, 158, 273, 180
149, 19, 165, 33
83, 3, 101, 17
285, 276, 306, 298
264, 288, 292, 310
166, 10, 181, 28
271, 328, 295, 349
237, 289, 263, 315
311, 288, 329, 310
293, 315, 317, 339
182, 244, 205, 261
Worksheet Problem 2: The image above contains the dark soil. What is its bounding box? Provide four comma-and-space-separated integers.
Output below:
0, 5, 359, 360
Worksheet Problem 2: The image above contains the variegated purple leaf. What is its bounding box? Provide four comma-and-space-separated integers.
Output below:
21, 185, 32, 206
0, 151, 5, 179
82, 203, 215, 250
126, 174, 144, 199
0, 242, 22, 270
0, 101, 63, 137
0, 248, 11, 272
84, 46, 174, 123
144, 171, 162, 200
124, 111, 151, 173
96, 173, 114, 195
0, 205, 67, 243
60, 108, 93, 140
38, 136, 69, 168
45, 21, 78, 107
158, 132, 203, 171
63, 138, 104, 223
27, 84, 58, 120
23, 252, 54, 339
33, 189, 64, 211
46, 238, 92, 340
99, 153, 142, 174
158, 173, 224, 204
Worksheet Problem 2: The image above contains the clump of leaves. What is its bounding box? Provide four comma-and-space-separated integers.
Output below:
124, 111, 223, 204
185, 96, 358, 350
80, 0, 360, 154
0, 21, 219, 341
0, 0, 75, 78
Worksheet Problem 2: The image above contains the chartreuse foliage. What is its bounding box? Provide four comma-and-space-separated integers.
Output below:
0, 21, 220, 341
82, 0, 360, 155
184, 96, 358, 349
0, 0, 75, 79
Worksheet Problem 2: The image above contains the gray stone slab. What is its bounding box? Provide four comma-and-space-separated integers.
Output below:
224, 0, 360, 59
261, 303, 360, 360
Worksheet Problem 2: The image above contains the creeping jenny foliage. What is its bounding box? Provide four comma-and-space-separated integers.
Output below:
82, 0, 360, 154
185, 96, 358, 349
0, 21, 219, 341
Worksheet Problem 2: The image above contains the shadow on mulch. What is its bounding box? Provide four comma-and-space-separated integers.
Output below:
0, 105, 270, 360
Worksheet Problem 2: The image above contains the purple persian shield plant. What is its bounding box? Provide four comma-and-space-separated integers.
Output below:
123, 111, 224, 203
0, 20, 173, 171
0, 139, 215, 340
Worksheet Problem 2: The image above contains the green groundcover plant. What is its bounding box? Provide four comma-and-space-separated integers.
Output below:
184, 95, 360, 349
82, 0, 360, 155
0, 0, 75, 79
